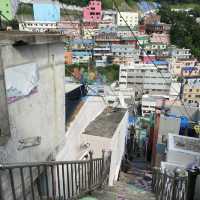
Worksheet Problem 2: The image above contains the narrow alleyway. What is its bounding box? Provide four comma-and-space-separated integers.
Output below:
80, 158, 155, 200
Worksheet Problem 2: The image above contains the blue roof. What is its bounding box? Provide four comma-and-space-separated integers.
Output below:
182, 67, 198, 72
149, 60, 168, 65
137, 1, 160, 13
70, 39, 94, 46
72, 51, 92, 56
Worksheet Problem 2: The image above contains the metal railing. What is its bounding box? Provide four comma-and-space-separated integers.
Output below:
152, 167, 188, 200
0, 151, 111, 200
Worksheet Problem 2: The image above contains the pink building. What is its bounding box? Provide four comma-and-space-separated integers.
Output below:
150, 33, 170, 45
140, 55, 156, 64
83, 0, 102, 22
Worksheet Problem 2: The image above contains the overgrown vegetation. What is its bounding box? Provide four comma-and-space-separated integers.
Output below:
159, 5, 200, 60
97, 64, 120, 83
16, 3, 33, 15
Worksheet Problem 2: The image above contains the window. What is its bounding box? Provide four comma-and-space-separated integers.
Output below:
195, 95, 200, 98
196, 89, 199, 92
189, 89, 192, 92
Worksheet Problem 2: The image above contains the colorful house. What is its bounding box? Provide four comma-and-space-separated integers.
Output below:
0, 0, 19, 20
183, 78, 200, 105
64, 51, 72, 65
83, 0, 102, 22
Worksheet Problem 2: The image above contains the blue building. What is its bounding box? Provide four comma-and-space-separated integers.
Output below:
33, 3, 60, 22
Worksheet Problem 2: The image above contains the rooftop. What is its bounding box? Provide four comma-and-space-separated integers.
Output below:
65, 83, 82, 93
83, 107, 126, 138
171, 134, 200, 154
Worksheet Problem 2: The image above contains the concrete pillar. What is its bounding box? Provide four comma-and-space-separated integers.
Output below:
0, 47, 10, 146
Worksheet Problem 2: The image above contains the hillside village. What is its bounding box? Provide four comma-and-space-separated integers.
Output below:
0, 0, 200, 200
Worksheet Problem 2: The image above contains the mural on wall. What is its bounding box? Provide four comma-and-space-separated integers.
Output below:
4, 63, 39, 104
33, 3, 60, 22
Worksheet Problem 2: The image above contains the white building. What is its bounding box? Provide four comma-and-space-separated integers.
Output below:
169, 46, 192, 60
19, 21, 58, 32
142, 94, 169, 116
117, 12, 138, 27
169, 82, 181, 100
167, 134, 200, 167
119, 63, 171, 95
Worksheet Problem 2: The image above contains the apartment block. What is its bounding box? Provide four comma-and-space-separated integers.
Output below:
111, 44, 140, 65
142, 94, 169, 116
145, 23, 171, 34
83, 0, 102, 22
116, 26, 139, 38
93, 44, 112, 67
57, 21, 81, 37
117, 12, 139, 28
183, 78, 200, 106
119, 63, 171, 95
142, 13, 161, 25
170, 59, 197, 77
19, 21, 57, 32
150, 33, 170, 45
72, 50, 92, 64
169, 46, 192, 60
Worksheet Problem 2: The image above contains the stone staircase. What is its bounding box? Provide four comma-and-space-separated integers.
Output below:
87, 181, 155, 200
80, 158, 156, 200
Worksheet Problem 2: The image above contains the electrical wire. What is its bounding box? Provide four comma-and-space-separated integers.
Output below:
144, 3, 198, 116
61, 4, 143, 108
112, 0, 196, 121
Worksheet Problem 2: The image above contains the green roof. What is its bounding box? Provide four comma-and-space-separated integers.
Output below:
122, 36, 149, 41
117, 25, 139, 32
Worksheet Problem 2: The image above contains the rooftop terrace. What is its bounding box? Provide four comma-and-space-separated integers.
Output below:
83, 107, 126, 138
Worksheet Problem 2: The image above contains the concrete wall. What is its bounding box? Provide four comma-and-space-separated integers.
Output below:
0, 41, 65, 163
167, 134, 200, 167
0, 49, 10, 146
158, 115, 180, 143
56, 96, 106, 161
79, 110, 128, 186
0, 39, 65, 200
109, 111, 128, 186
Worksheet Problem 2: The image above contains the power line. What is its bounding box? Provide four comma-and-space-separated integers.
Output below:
143, 2, 198, 116
112, 0, 195, 121
62, 4, 144, 105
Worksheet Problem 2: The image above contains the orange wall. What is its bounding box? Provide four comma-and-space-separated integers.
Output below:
64, 51, 72, 65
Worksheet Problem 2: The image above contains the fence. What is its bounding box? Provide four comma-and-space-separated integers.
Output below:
0, 151, 111, 200
152, 167, 188, 200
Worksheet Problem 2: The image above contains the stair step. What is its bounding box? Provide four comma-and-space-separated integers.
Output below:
79, 183, 155, 200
